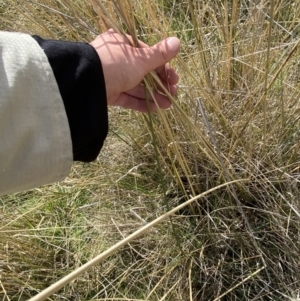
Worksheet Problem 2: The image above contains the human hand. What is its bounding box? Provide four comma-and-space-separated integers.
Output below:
90, 29, 180, 112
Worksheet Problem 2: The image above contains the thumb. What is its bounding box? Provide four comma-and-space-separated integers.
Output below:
138, 37, 180, 73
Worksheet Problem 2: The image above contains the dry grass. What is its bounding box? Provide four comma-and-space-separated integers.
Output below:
1, 0, 300, 300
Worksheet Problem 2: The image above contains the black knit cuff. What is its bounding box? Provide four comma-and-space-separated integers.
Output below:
33, 36, 108, 162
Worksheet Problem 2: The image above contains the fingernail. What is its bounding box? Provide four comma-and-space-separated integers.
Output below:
167, 37, 180, 52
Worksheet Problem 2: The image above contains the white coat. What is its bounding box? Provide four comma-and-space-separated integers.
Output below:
0, 31, 72, 196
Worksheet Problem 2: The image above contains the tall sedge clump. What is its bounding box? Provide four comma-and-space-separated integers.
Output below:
91, 0, 300, 298
88, 0, 300, 298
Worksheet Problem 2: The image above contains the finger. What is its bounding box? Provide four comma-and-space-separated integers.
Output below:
125, 85, 171, 109
127, 37, 180, 85
101, 31, 180, 84
136, 37, 180, 74
157, 67, 179, 87
161, 83, 177, 96
115, 94, 160, 112
153, 81, 177, 96
155, 64, 178, 85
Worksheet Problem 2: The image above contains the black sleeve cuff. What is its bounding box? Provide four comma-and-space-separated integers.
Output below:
32, 35, 108, 162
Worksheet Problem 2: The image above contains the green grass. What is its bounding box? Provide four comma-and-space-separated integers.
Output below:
1, 0, 300, 300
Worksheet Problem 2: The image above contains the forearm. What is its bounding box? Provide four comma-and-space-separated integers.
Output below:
33, 36, 108, 162
0, 31, 108, 196
0, 32, 72, 195
0, 28, 180, 196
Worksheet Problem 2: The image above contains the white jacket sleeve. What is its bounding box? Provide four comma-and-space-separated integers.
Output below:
0, 31, 73, 196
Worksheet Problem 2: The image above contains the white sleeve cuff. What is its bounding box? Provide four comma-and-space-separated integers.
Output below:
0, 31, 73, 196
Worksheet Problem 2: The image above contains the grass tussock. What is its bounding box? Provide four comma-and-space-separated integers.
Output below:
1, 0, 300, 300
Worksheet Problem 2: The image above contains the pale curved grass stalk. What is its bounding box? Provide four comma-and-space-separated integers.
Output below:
28, 179, 246, 301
